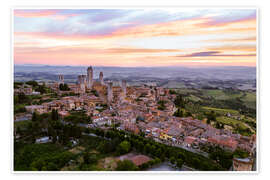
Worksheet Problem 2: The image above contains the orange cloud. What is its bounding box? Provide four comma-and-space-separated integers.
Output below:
204, 36, 256, 43
207, 45, 256, 52
14, 10, 60, 17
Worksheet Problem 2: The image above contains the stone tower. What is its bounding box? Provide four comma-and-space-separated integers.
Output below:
58, 74, 64, 84
78, 75, 86, 93
107, 82, 113, 103
99, 72, 104, 85
82, 75, 87, 85
121, 80, 127, 98
87, 66, 93, 89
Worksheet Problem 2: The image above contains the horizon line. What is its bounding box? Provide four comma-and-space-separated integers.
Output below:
14, 63, 256, 68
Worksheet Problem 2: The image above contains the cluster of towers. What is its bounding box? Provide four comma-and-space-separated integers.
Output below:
77, 66, 104, 92
107, 80, 126, 103
57, 66, 127, 104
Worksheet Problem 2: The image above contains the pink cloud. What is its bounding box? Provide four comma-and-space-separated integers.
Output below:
14, 10, 60, 18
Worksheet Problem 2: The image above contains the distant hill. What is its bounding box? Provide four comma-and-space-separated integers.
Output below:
14, 65, 256, 81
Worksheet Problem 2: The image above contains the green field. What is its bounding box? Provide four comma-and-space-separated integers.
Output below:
164, 82, 186, 89
216, 116, 254, 135
14, 120, 31, 129
202, 89, 244, 100
175, 88, 198, 94
187, 95, 202, 102
202, 107, 239, 116
216, 117, 246, 129
241, 92, 256, 109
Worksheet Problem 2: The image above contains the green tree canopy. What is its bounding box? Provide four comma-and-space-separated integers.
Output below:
117, 141, 131, 155
116, 160, 138, 171
174, 95, 185, 108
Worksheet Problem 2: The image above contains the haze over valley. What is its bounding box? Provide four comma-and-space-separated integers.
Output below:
14, 65, 256, 90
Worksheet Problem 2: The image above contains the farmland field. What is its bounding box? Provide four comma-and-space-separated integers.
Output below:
202, 107, 239, 116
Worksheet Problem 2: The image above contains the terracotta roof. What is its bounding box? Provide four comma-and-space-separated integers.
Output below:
184, 136, 197, 144
130, 155, 151, 166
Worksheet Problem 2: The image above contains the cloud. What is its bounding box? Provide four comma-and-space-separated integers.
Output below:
198, 10, 256, 27
14, 45, 182, 55
13, 9, 257, 67
14, 9, 256, 39
208, 45, 256, 52
176, 51, 256, 57
14, 10, 60, 17
204, 36, 256, 43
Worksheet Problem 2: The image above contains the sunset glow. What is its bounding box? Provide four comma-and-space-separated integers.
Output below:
13, 9, 257, 67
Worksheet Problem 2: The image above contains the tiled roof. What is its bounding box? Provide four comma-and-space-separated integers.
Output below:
130, 155, 151, 166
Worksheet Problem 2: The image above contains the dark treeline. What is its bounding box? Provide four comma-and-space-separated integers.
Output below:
86, 127, 225, 171
14, 143, 76, 171
59, 83, 70, 91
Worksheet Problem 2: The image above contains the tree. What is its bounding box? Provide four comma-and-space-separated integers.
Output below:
173, 108, 184, 117
36, 84, 46, 94
117, 141, 131, 155
170, 157, 176, 164
17, 92, 29, 104
14, 82, 23, 89
205, 111, 216, 122
116, 160, 138, 171
51, 109, 59, 121
155, 148, 162, 157
174, 95, 185, 108
215, 122, 224, 129
144, 143, 152, 154
59, 83, 70, 91
83, 152, 98, 164
157, 100, 166, 111
209, 146, 233, 169
185, 111, 192, 117
97, 140, 116, 154
137, 141, 144, 152
47, 162, 58, 171
169, 89, 177, 94
26, 80, 38, 87
154, 157, 161, 164
160, 153, 166, 161
177, 152, 186, 161
233, 148, 249, 158
91, 90, 99, 97
16, 126, 22, 135
176, 159, 184, 168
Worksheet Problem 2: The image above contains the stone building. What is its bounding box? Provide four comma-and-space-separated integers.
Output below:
232, 158, 254, 171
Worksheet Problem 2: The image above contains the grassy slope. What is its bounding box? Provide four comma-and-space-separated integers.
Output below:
241, 92, 256, 109
202, 89, 244, 100
202, 106, 239, 116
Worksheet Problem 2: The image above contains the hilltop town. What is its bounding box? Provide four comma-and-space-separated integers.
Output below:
14, 66, 256, 171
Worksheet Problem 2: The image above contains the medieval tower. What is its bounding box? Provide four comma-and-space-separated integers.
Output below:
87, 66, 93, 89
121, 80, 127, 98
107, 82, 113, 103
99, 72, 104, 85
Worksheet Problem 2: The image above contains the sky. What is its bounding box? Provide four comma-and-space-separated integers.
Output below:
13, 9, 257, 67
